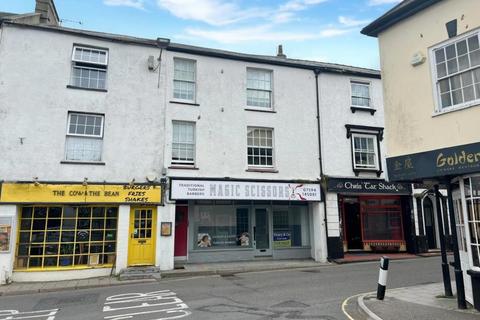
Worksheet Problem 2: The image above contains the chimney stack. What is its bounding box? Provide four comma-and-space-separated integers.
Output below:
277, 44, 287, 58
35, 0, 60, 26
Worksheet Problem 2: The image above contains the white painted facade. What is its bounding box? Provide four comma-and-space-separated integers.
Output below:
0, 22, 379, 282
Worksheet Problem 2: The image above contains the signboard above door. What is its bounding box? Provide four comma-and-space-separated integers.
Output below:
170, 179, 321, 201
327, 177, 411, 194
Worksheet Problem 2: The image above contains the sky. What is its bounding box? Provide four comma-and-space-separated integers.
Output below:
0, 0, 402, 69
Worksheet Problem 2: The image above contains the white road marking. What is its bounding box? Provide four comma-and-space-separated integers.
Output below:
103, 290, 191, 320
0, 309, 58, 320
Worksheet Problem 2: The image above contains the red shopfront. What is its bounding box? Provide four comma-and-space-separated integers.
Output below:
327, 178, 412, 253
340, 195, 405, 252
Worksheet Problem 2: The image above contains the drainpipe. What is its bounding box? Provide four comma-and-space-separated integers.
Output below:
314, 69, 329, 259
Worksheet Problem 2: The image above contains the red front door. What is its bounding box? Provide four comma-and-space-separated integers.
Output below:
174, 206, 188, 257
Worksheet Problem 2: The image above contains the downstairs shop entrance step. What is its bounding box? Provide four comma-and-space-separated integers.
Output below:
119, 266, 161, 281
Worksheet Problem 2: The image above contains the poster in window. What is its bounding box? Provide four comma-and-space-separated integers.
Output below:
161, 222, 172, 236
273, 231, 291, 248
0, 217, 12, 253
197, 233, 212, 248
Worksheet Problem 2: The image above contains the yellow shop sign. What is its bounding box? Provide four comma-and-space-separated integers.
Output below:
0, 183, 162, 204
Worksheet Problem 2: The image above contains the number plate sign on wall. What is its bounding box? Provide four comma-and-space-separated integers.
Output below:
170, 179, 321, 201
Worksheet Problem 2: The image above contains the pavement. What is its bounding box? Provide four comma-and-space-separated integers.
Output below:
0, 256, 445, 319
345, 282, 480, 320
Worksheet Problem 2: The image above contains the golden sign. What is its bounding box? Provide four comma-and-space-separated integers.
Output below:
0, 183, 162, 204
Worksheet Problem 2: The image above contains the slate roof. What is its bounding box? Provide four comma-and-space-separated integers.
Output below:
361, 0, 443, 37
1, 21, 381, 79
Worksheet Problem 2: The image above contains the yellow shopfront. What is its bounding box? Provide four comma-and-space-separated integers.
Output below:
0, 182, 162, 282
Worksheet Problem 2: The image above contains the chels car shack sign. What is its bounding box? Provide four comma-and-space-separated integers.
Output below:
170, 179, 321, 201
327, 178, 411, 194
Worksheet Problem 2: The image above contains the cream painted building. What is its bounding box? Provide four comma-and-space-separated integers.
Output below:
362, 0, 480, 311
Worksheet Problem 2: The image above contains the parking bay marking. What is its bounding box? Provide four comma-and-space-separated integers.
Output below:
103, 290, 191, 320
0, 309, 58, 320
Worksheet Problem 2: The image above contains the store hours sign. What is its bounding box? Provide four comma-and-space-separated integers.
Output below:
170, 179, 321, 201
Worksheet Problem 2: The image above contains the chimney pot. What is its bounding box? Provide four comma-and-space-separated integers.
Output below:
277, 44, 286, 58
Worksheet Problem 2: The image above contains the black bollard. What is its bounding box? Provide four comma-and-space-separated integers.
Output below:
377, 256, 389, 300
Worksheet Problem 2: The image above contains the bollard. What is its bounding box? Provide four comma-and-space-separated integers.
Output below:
377, 256, 389, 300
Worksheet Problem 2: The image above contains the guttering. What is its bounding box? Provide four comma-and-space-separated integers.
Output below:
314, 69, 330, 260
361, 0, 442, 37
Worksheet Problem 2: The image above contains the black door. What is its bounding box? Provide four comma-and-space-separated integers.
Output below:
345, 201, 362, 250
423, 198, 437, 249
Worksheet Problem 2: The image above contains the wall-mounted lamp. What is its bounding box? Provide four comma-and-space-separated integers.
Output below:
83, 177, 88, 186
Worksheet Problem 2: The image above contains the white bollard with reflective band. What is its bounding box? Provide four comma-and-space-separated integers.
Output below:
377, 256, 389, 300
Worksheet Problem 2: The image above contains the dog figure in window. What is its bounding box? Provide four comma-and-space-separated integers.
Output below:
239, 232, 250, 247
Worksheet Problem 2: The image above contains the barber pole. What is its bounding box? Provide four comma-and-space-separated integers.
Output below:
377, 256, 389, 300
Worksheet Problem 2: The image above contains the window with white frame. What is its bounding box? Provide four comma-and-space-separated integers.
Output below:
352, 134, 378, 170
247, 127, 274, 167
173, 58, 196, 101
172, 121, 195, 165
432, 31, 480, 111
70, 46, 108, 90
464, 176, 480, 267
65, 113, 104, 162
247, 68, 272, 108
351, 81, 371, 107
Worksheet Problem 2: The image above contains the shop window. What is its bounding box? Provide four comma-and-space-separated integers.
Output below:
247, 127, 274, 167
465, 177, 480, 267
70, 46, 108, 90
193, 206, 251, 249
65, 112, 104, 162
272, 206, 310, 248
431, 30, 480, 112
247, 68, 273, 109
173, 58, 196, 102
351, 81, 371, 107
172, 121, 195, 165
361, 198, 403, 241
16, 206, 117, 270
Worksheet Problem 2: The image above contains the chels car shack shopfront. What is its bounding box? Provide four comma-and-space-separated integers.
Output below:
0, 182, 162, 283
326, 177, 412, 255
170, 178, 322, 263
387, 142, 480, 311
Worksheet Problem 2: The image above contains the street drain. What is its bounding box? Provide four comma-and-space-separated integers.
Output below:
300, 269, 322, 273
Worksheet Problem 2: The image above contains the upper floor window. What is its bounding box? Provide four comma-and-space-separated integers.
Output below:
247, 68, 272, 109
172, 121, 195, 165
70, 46, 108, 90
351, 81, 371, 108
173, 58, 196, 102
352, 133, 378, 170
247, 127, 274, 167
65, 112, 104, 162
432, 31, 480, 112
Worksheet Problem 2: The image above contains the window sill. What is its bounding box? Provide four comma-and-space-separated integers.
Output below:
246, 168, 278, 173
353, 168, 382, 177
60, 160, 106, 165
66, 85, 108, 92
169, 100, 200, 106
244, 107, 276, 113
432, 101, 480, 117
168, 165, 199, 170
273, 246, 311, 250
191, 247, 254, 252
351, 106, 376, 115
